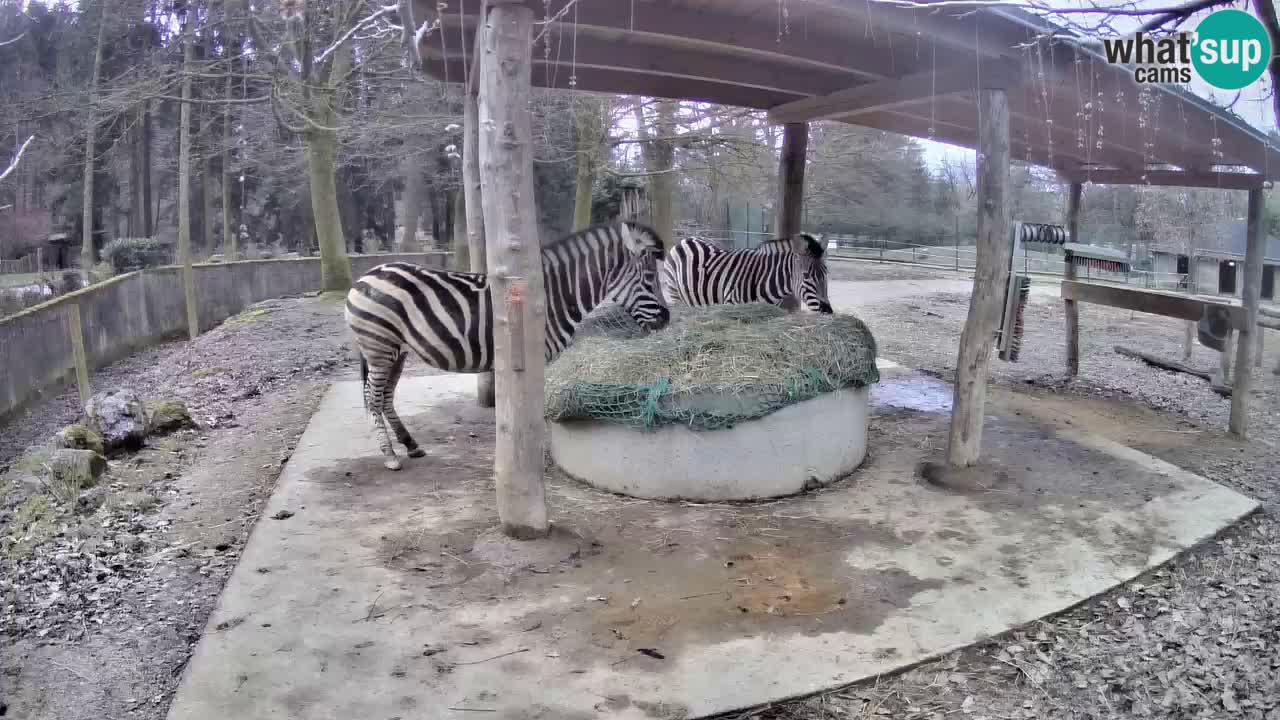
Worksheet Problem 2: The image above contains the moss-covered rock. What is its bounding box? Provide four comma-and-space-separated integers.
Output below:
149, 399, 196, 434
54, 423, 106, 456
47, 449, 108, 502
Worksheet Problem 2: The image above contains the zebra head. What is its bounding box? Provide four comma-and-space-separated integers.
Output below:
612, 221, 671, 331
798, 233, 833, 314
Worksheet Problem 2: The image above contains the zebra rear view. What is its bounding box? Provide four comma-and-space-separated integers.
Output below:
344, 220, 669, 470
663, 234, 833, 313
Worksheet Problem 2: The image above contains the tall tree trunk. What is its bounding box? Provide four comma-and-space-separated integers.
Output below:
572, 97, 609, 230
81, 3, 109, 270
305, 43, 353, 291
634, 100, 676, 242
223, 75, 236, 258
451, 189, 468, 271
400, 159, 423, 250
203, 152, 217, 254
178, 22, 199, 340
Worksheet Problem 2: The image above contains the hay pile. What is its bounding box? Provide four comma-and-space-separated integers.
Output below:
546, 303, 880, 431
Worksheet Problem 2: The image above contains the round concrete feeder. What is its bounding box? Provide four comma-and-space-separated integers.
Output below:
548, 386, 870, 502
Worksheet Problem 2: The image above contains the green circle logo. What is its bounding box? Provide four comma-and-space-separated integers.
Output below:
1192, 9, 1271, 90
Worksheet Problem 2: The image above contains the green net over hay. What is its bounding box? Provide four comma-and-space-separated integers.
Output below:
545, 302, 880, 431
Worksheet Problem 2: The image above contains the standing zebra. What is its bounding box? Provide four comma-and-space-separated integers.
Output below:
344, 221, 670, 470
662, 234, 833, 313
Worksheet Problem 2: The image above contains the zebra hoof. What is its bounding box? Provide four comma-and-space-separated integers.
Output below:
384, 458, 403, 471
407, 448, 426, 458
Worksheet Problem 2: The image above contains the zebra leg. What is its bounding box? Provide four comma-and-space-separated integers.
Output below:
381, 352, 425, 459
363, 357, 403, 471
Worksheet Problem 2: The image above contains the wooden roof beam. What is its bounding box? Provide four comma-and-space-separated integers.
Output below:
767, 62, 1021, 124
1069, 169, 1269, 190
427, 0, 929, 83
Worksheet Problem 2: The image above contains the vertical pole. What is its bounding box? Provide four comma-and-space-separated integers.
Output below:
1221, 329, 1234, 383
464, 2, 494, 408
478, 1, 548, 539
1184, 320, 1195, 361
1256, 327, 1264, 368
954, 216, 960, 271
177, 21, 198, 341
1064, 182, 1082, 376
946, 88, 1010, 469
68, 303, 91, 408
1230, 187, 1266, 437
777, 122, 808, 310
36, 247, 43, 274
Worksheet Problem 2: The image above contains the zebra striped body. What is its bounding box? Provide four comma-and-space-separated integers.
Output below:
344, 221, 668, 469
662, 234, 833, 313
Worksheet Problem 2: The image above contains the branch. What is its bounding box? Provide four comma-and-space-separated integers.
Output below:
316, 3, 400, 65
0, 134, 34, 182
0, 30, 24, 49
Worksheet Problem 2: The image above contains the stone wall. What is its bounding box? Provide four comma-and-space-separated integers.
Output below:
0, 253, 447, 423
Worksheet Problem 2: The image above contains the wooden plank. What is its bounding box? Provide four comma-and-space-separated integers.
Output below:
478, 0, 548, 539
947, 88, 1010, 469
1183, 320, 1195, 360
768, 63, 1020, 124
67, 303, 91, 408
1064, 183, 1082, 377
1260, 305, 1280, 319
425, 0, 927, 82
1060, 280, 1247, 327
463, 2, 494, 409
1076, 169, 1267, 191
1230, 187, 1266, 437
1115, 345, 1212, 381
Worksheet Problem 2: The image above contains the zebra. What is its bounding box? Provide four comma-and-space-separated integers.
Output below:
662, 233, 833, 314
344, 220, 670, 470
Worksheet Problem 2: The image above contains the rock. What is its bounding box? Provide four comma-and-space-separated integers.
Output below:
85, 390, 148, 453
54, 424, 106, 456
76, 485, 109, 514
149, 399, 196, 434
48, 449, 108, 497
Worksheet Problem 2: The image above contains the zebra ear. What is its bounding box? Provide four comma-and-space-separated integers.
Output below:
619, 222, 640, 254
802, 234, 825, 258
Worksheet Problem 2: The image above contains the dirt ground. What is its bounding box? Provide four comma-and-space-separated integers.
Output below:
2, 263, 1278, 719
0, 293, 435, 720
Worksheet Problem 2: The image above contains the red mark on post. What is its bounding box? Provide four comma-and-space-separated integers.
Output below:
507, 280, 527, 372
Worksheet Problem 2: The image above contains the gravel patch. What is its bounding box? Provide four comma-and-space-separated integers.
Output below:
723, 269, 1280, 720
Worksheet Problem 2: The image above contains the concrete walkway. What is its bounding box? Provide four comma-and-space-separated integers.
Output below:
167, 370, 1257, 720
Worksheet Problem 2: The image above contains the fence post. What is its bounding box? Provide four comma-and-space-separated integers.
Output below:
68, 303, 91, 408
36, 247, 43, 273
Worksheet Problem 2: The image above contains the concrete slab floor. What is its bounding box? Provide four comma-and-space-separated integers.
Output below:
166, 368, 1258, 720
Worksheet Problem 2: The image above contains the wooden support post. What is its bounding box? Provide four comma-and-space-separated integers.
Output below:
478, 1, 548, 539
177, 26, 199, 342
1064, 182, 1082, 376
1183, 320, 1194, 361
36, 247, 43, 274
1230, 187, 1266, 437
777, 121, 808, 310
67, 303, 91, 408
1220, 329, 1234, 383
946, 88, 1010, 469
463, 5, 494, 408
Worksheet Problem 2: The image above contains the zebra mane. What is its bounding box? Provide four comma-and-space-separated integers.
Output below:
757, 234, 824, 258
541, 220, 661, 253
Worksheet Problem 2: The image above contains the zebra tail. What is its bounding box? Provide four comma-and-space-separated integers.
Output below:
359, 353, 369, 414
